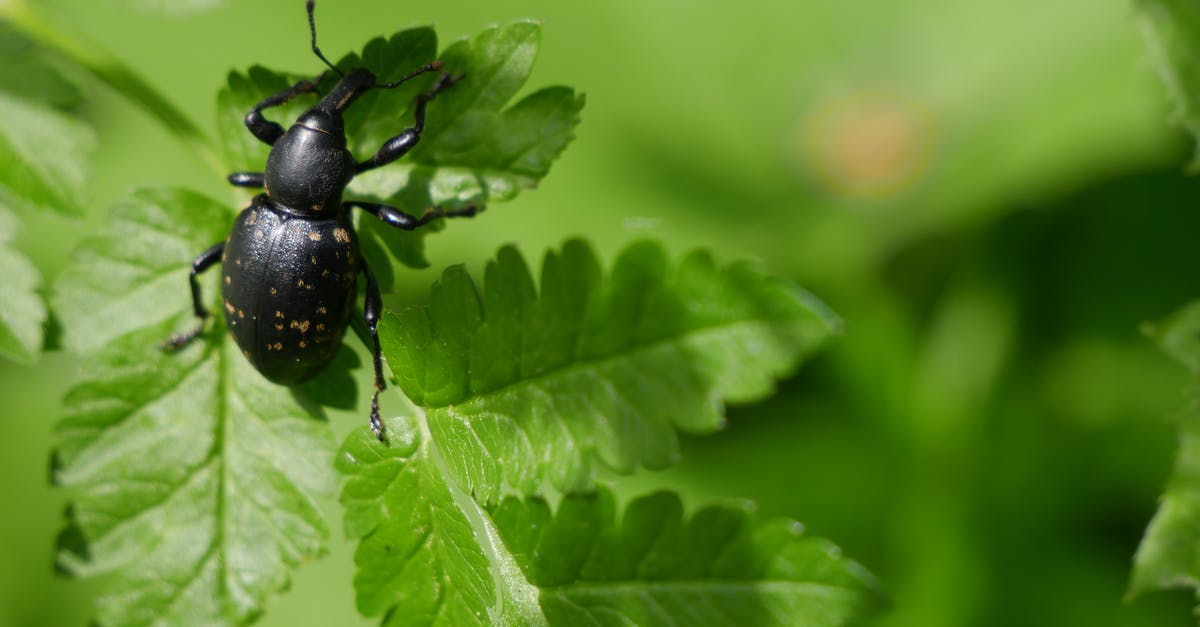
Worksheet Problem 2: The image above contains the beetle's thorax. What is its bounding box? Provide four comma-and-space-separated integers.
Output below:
264, 122, 354, 214
261, 69, 378, 215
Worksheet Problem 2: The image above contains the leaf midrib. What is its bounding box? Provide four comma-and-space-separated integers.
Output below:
424, 315, 815, 412
544, 578, 866, 599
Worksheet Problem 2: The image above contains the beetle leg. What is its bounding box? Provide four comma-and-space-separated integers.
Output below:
227, 172, 265, 188
362, 260, 388, 442
346, 200, 483, 230
161, 242, 225, 351
355, 72, 464, 174
244, 73, 327, 146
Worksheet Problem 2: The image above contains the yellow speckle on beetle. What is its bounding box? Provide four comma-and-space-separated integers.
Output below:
270, 287, 277, 296
224, 300, 235, 314
237, 309, 245, 319
276, 311, 284, 319
311, 255, 318, 265
274, 323, 284, 331
246, 211, 257, 225
333, 228, 351, 244
290, 320, 311, 333
317, 306, 328, 315
273, 342, 283, 351
224, 275, 231, 285
308, 232, 322, 241
316, 323, 326, 331
299, 340, 308, 348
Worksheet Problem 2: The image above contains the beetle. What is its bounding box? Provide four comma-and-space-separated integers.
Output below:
162, 0, 479, 442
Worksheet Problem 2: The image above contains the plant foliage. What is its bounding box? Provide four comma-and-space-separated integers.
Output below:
1139, 0, 1200, 170
1132, 1, 1200, 614
0, 206, 45, 363
43, 15, 876, 627
0, 25, 94, 363
384, 240, 842, 502
339, 411, 881, 626
51, 189, 337, 625
1131, 302, 1200, 604
217, 22, 583, 277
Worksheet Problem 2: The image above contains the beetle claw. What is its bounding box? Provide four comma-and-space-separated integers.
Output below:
370, 391, 387, 444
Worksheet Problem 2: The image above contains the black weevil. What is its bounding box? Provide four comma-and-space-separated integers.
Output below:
163, 1, 479, 442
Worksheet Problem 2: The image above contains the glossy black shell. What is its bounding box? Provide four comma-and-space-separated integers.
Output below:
221, 195, 359, 384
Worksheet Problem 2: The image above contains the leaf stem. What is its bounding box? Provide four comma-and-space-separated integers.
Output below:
2, 0, 226, 176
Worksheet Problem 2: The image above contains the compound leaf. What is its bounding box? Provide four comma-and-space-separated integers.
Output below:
0, 25, 93, 215
1131, 301, 1200, 602
491, 489, 882, 626
1138, 0, 1200, 170
337, 411, 501, 626
0, 25, 93, 364
51, 187, 336, 625
216, 23, 582, 278
0, 206, 45, 363
381, 240, 841, 503
339, 417, 881, 627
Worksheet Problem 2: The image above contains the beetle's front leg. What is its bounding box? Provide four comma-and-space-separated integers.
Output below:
161, 242, 225, 350
362, 260, 387, 442
346, 200, 482, 230
355, 72, 463, 174
227, 172, 265, 188
244, 72, 326, 146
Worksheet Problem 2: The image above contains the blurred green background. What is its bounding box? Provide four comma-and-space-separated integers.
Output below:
3, 0, 1199, 624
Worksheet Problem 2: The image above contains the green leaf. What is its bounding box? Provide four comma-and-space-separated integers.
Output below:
339, 417, 880, 627
0, 206, 45, 363
337, 411, 502, 626
382, 239, 841, 503
0, 26, 94, 215
1138, 0, 1200, 170
1131, 301, 1200, 600
491, 489, 882, 626
0, 23, 83, 109
398, 22, 585, 203
53, 189, 228, 353
51, 188, 337, 625
0, 25, 91, 363
216, 23, 582, 278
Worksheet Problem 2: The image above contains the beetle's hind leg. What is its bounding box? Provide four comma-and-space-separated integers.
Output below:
161, 242, 225, 351
362, 260, 388, 442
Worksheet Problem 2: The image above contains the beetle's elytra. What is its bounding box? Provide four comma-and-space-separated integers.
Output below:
222, 204, 359, 384
163, 0, 481, 442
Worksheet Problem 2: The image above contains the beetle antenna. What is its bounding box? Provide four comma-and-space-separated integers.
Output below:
306, 0, 344, 77
377, 61, 445, 89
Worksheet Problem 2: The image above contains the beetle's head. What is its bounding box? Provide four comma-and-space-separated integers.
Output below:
311, 68, 376, 122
